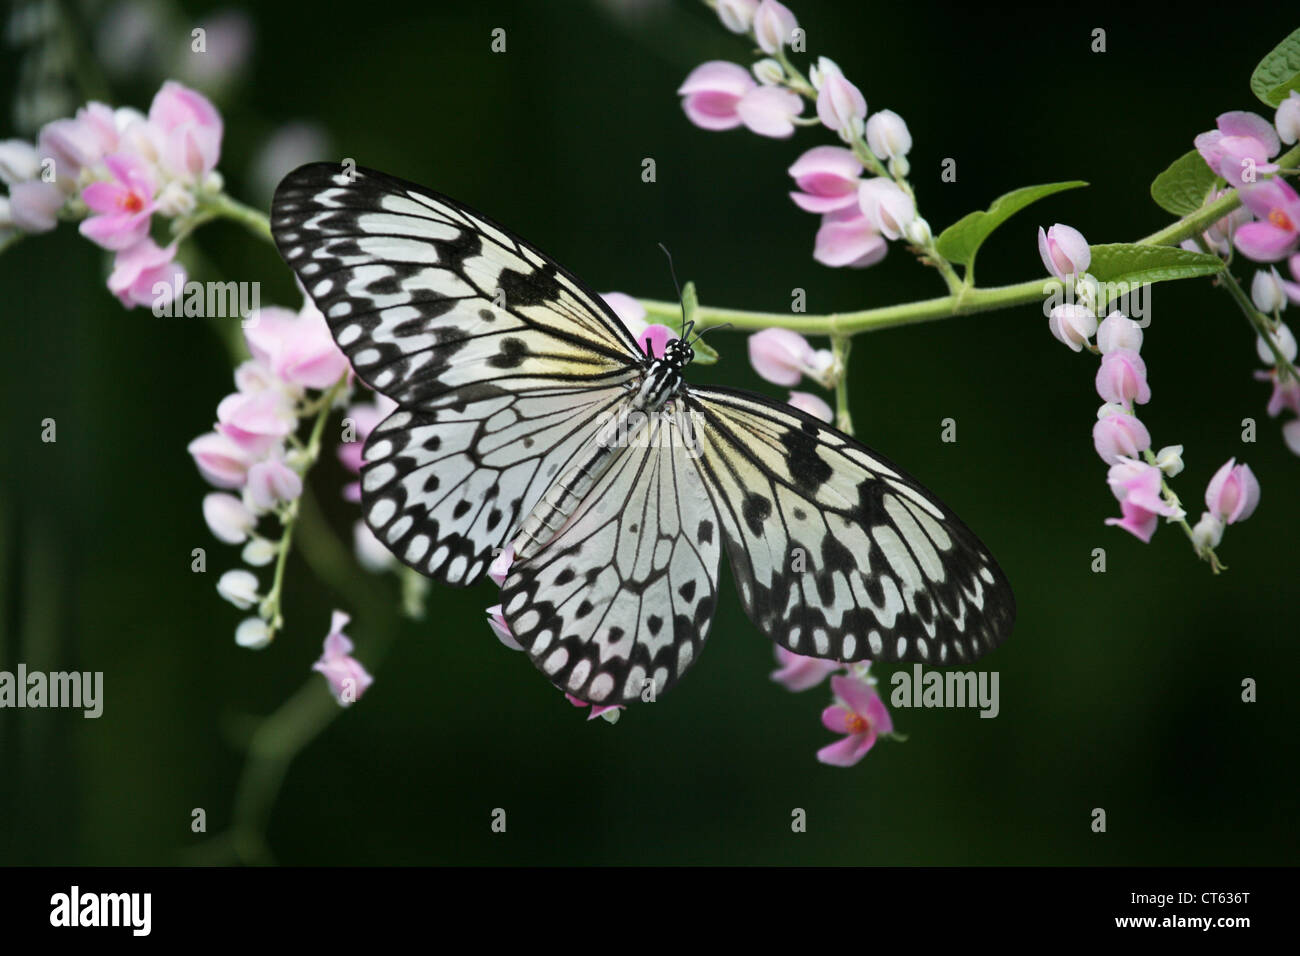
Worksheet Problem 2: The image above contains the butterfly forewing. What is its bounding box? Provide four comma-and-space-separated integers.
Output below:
685, 386, 1015, 666
272, 163, 647, 586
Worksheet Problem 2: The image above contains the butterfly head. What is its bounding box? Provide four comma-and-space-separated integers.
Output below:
662, 335, 695, 371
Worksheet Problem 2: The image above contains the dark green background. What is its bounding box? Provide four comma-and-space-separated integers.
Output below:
2, 0, 1297, 865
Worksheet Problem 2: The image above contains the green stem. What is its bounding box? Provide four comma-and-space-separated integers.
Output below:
258, 375, 350, 637
832, 335, 854, 434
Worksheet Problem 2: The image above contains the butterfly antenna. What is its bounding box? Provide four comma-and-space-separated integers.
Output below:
657, 242, 691, 338
690, 321, 732, 345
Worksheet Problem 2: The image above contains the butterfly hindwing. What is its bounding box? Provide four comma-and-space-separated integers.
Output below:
500, 404, 722, 703
686, 385, 1015, 666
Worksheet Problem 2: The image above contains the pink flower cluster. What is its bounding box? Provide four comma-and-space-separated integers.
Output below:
678, 1, 923, 270
771, 648, 893, 766
191, 298, 350, 647
1042, 224, 1262, 553
1190, 100, 1300, 264
0, 81, 222, 307
1248, 257, 1300, 456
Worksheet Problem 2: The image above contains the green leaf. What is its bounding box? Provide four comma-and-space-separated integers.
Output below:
1088, 243, 1222, 286
935, 180, 1088, 268
691, 335, 719, 365
1251, 27, 1300, 107
1149, 150, 1217, 216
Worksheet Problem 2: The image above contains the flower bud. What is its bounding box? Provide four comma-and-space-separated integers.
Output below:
1274, 90, 1300, 146
1204, 458, 1260, 524
203, 492, 255, 544
1256, 322, 1298, 365
1154, 444, 1184, 477
1047, 304, 1097, 352
1037, 223, 1090, 280
716, 0, 759, 33
865, 109, 911, 160
217, 569, 260, 609
753, 0, 798, 54
857, 177, 914, 240
1251, 268, 1287, 313
1096, 310, 1143, 354
241, 538, 277, 567
1093, 412, 1151, 464
811, 57, 866, 141
1191, 511, 1225, 551
902, 215, 931, 246
235, 617, 272, 649
752, 57, 784, 85
1095, 349, 1151, 405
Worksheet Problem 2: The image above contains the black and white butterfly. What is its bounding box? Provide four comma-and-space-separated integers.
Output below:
271, 163, 1015, 706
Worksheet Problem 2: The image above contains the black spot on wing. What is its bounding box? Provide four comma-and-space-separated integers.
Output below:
742, 493, 771, 537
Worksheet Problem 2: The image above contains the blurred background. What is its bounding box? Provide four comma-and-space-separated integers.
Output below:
1, 0, 1297, 865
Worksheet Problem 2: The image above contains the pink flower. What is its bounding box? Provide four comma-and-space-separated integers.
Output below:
78, 152, 157, 250
244, 301, 349, 390
787, 391, 833, 422
1104, 499, 1160, 543
312, 611, 374, 706
245, 459, 303, 512
1037, 223, 1090, 280
735, 85, 803, 138
752, 0, 797, 54
817, 675, 892, 767
788, 146, 863, 213
814, 206, 887, 268
812, 57, 866, 138
857, 177, 914, 239
1106, 458, 1179, 517
564, 693, 623, 722
1095, 349, 1151, 405
639, 323, 680, 359
1194, 111, 1280, 188
1047, 304, 1097, 351
678, 61, 755, 131
188, 430, 255, 488
37, 116, 104, 181
1204, 458, 1260, 524
106, 238, 185, 308
488, 544, 515, 587
215, 388, 296, 456
770, 646, 840, 691
7, 179, 63, 232
747, 328, 834, 386
149, 80, 223, 181
1092, 410, 1151, 465
202, 492, 255, 544
1235, 179, 1300, 263
486, 604, 524, 650
1253, 368, 1300, 417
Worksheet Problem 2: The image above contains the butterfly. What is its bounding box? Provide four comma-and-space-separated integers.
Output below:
271, 163, 1015, 706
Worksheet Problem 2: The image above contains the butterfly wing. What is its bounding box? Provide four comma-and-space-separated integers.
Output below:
272, 163, 646, 585
500, 405, 722, 704
685, 385, 1015, 665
